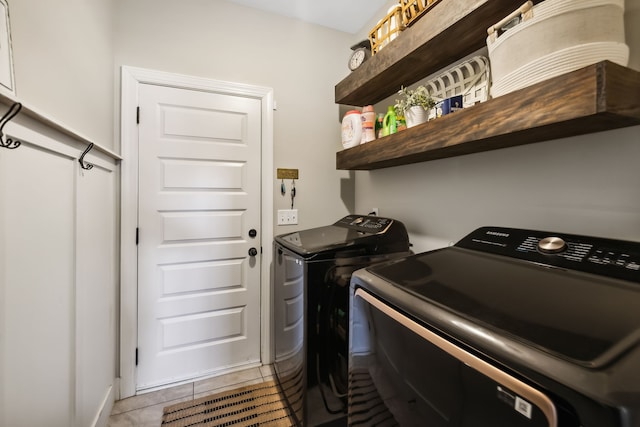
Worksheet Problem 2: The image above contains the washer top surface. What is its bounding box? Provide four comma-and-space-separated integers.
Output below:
365, 226, 640, 367
275, 215, 408, 258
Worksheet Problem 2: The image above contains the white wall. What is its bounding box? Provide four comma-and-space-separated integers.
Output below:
113, 0, 356, 231
8, 0, 115, 148
0, 108, 119, 427
352, 0, 640, 252
356, 128, 640, 250
3, 1, 118, 426
626, 0, 640, 70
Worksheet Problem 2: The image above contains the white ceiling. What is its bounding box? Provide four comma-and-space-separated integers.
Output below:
224, 0, 390, 34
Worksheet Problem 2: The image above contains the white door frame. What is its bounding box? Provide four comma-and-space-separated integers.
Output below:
119, 66, 274, 398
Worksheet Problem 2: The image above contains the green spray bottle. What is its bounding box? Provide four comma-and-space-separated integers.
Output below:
382, 105, 397, 136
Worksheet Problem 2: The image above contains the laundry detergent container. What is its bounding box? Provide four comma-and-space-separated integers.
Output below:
487, 0, 629, 98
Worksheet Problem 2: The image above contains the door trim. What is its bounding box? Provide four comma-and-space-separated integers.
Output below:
119, 66, 274, 398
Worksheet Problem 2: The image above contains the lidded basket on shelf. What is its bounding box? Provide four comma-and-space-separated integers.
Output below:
487, 0, 629, 97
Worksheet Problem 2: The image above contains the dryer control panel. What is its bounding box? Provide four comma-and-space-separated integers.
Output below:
456, 226, 640, 283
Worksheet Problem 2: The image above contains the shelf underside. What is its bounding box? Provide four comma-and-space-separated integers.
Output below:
336, 62, 640, 171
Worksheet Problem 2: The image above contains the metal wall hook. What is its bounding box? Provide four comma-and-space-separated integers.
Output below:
79, 142, 94, 170
0, 102, 22, 149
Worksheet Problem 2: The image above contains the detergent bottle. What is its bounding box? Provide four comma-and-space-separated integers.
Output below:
341, 110, 362, 149
360, 105, 376, 143
382, 105, 397, 136
375, 113, 385, 138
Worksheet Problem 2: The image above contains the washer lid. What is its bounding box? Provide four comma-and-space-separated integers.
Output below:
367, 245, 640, 368
275, 215, 409, 257
276, 224, 369, 256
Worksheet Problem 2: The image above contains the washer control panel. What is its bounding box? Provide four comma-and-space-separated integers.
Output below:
456, 226, 640, 282
335, 215, 394, 234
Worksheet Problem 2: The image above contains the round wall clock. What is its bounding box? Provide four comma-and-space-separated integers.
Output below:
349, 48, 370, 71
348, 40, 372, 71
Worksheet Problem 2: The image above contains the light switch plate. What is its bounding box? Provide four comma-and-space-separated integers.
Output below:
277, 209, 298, 225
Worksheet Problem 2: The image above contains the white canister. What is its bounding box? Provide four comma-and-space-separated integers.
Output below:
341, 110, 362, 149
388, 5, 401, 43
378, 5, 402, 51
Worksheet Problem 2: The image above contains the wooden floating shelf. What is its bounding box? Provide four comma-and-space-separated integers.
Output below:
335, 0, 530, 106
336, 62, 640, 171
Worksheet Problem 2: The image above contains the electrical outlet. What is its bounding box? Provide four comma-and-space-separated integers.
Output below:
277, 209, 298, 225
370, 208, 379, 216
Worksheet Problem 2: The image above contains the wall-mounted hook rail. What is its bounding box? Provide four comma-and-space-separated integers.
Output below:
79, 143, 94, 170
0, 102, 23, 149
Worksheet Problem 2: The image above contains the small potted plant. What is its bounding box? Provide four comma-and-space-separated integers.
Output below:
394, 85, 436, 128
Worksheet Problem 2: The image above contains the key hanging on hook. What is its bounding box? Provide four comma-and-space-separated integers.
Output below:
280, 179, 286, 196
290, 180, 296, 209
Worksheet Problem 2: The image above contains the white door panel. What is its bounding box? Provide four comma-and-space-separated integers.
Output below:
155, 193, 249, 210
137, 83, 261, 389
158, 143, 250, 161
160, 211, 243, 241
160, 260, 243, 293
162, 108, 245, 141
156, 291, 253, 321
155, 240, 249, 263
161, 309, 246, 348
162, 160, 245, 189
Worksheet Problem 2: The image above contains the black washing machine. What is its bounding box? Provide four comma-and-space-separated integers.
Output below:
273, 215, 411, 426
349, 226, 640, 426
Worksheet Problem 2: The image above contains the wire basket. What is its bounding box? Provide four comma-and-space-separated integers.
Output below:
369, 5, 405, 55
424, 56, 490, 112
400, 0, 443, 27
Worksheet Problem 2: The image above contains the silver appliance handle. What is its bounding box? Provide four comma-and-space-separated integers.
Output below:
354, 288, 558, 427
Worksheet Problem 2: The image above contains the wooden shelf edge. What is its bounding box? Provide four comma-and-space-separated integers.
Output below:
336, 62, 640, 171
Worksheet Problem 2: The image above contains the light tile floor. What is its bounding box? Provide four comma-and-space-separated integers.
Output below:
107, 365, 275, 427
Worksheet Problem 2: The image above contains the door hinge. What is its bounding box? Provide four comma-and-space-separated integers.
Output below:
136, 227, 139, 245
136, 106, 140, 124
135, 348, 139, 366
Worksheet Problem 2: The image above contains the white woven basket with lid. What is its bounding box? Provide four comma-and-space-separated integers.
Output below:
487, 0, 629, 98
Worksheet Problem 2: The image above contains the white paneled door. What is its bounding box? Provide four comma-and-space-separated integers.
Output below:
136, 83, 262, 390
